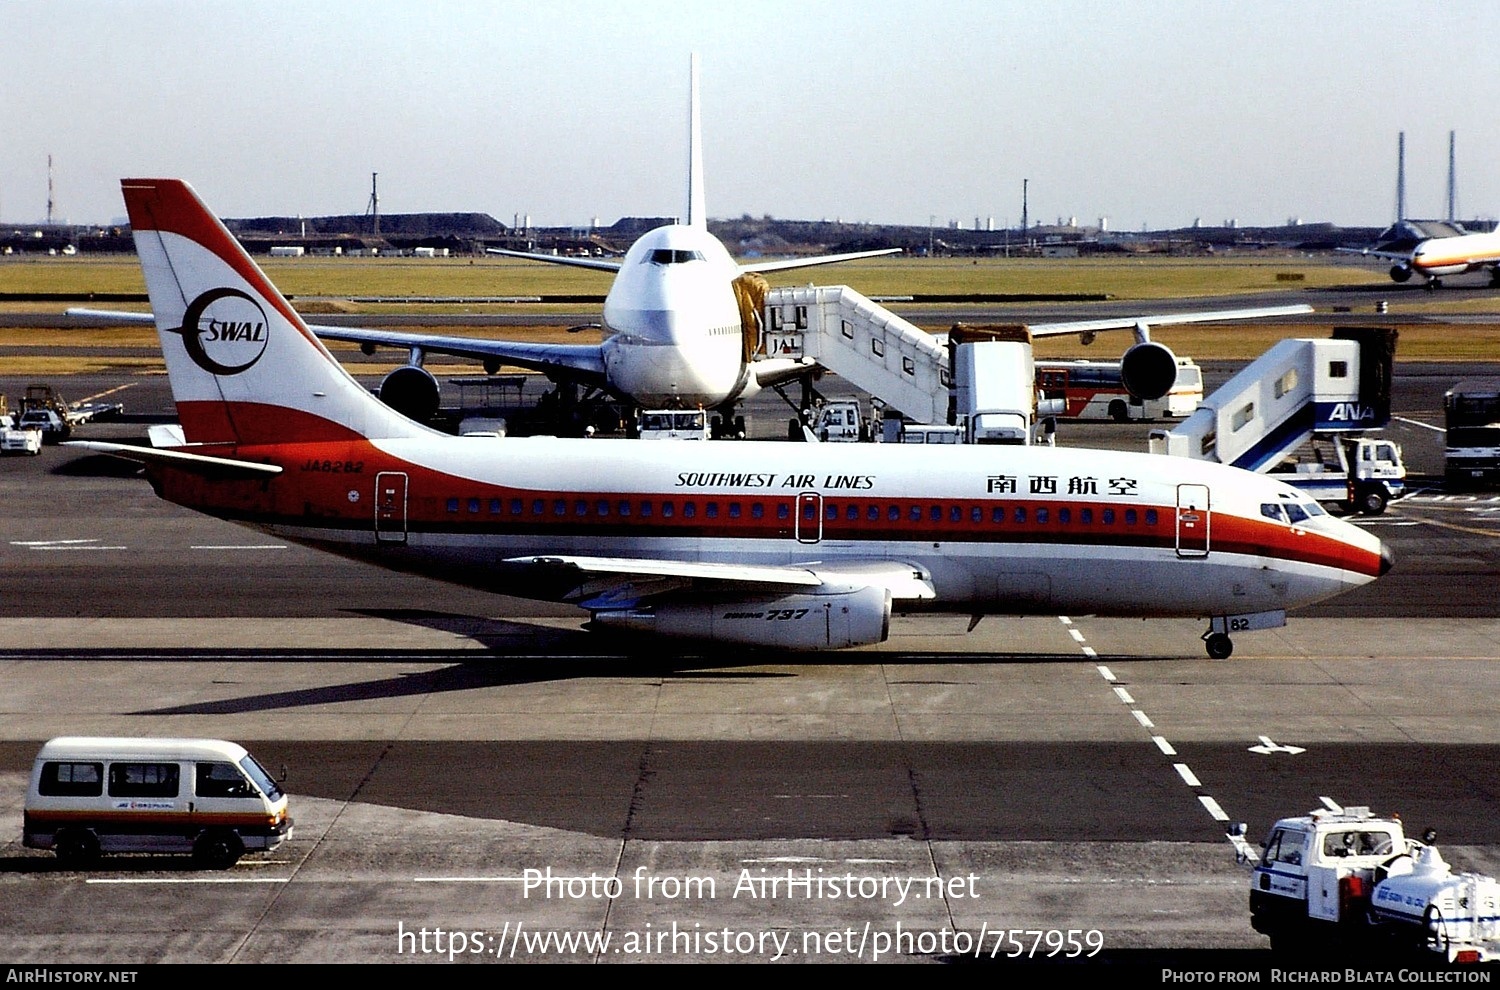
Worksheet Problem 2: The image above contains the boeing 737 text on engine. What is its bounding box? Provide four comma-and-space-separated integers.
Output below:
72, 178, 1393, 659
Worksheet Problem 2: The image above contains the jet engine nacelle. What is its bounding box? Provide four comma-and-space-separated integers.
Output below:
589, 585, 891, 650
1389, 264, 1413, 283
379, 365, 441, 422
1119, 341, 1179, 401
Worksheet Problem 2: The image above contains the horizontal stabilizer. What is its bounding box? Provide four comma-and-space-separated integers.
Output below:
64, 440, 283, 478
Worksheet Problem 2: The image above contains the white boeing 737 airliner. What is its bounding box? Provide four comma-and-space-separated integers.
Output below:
73, 177, 1392, 659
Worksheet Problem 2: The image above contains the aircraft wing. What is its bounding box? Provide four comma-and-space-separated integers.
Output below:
309, 326, 608, 382
505, 554, 936, 607
67, 308, 610, 383
485, 247, 623, 272
738, 247, 902, 274
1336, 247, 1413, 262
1028, 304, 1313, 340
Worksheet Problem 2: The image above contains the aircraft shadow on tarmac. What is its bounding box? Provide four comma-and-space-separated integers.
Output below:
49, 452, 147, 478
131, 654, 797, 717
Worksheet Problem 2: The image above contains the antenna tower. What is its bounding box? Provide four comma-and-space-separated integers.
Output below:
1447, 131, 1457, 223
1395, 132, 1405, 222
365, 172, 379, 236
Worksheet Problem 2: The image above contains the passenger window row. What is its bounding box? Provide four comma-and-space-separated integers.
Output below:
442, 497, 1162, 528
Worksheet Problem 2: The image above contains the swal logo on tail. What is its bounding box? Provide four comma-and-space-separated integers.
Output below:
175, 288, 270, 375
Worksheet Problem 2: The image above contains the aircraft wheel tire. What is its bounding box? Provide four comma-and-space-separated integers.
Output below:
54, 828, 100, 866
193, 830, 243, 870
1205, 632, 1234, 660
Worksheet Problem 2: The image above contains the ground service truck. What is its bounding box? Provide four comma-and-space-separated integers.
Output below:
1245, 805, 1500, 963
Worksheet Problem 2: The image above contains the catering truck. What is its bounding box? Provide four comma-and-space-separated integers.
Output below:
1244, 805, 1500, 963
23, 737, 292, 869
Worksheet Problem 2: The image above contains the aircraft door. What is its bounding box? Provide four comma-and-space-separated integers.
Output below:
375, 472, 409, 543
795, 492, 822, 544
1176, 484, 1210, 557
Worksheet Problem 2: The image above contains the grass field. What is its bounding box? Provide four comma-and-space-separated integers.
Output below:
0, 252, 1399, 300
2, 253, 1498, 375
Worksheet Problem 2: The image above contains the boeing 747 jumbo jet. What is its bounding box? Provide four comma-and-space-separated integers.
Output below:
1345, 219, 1500, 289
72, 56, 898, 434
319, 55, 899, 428
72, 177, 1392, 659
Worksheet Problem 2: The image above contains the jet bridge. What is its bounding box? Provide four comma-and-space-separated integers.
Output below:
1148, 327, 1396, 472
761, 284, 950, 425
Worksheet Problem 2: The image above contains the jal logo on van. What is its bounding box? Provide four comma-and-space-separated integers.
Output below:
176, 288, 270, 376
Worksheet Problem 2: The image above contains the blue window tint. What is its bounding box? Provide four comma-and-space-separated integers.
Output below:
447, 498, 459, 513
1145, 509, 1158, 526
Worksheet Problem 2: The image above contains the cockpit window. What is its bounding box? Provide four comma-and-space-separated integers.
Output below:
1303, 502, 1326, 517
648, 249, 704, 265
1284, 503, 1309, 524
1261, 503, 1287, 523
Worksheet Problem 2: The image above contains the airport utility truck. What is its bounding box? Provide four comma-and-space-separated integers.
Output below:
1243, 805, 1500, 963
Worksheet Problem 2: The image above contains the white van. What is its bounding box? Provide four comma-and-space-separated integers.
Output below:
23, 737, 292, 868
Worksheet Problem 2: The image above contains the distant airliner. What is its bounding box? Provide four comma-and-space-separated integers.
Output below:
72, 176, 1391, 660
1345, 219, 1500, 289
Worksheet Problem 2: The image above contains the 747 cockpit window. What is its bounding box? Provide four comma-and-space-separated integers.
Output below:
648, 249, 704, 265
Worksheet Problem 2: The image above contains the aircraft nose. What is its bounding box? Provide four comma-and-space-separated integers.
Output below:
1379, 541, 1395, 576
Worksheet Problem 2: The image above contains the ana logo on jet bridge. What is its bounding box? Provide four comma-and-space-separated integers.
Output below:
176, 288, 270, 376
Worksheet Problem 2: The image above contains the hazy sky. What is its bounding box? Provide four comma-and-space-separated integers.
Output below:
3, 1, 1496, 230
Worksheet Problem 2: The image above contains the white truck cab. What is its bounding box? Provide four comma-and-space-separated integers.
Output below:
1248, 806, 1500, 963
23, 736, 293, 869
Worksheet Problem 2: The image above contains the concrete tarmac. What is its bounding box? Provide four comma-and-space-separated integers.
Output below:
0, 368, 1497, 969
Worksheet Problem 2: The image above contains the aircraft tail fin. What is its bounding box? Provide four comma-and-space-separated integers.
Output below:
687, 53, 706, 229
121, 178, 434, 446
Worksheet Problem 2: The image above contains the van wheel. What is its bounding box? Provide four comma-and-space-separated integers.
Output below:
193, 830, 243, 870
54, 828, 100, 866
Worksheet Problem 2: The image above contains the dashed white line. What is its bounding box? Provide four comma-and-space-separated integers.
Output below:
191, 545, 288, 550
1113, 686, 1136, 705
1174, 764, 1202, 787
1096, 665, 1116, 681
1131, 710, 1155, 728
1152, 736, 1177, 756
1199, 796, 1230, 822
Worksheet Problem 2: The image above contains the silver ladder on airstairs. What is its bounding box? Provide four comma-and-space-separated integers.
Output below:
1147, 327, 1396, 471
761, 285, 950, 424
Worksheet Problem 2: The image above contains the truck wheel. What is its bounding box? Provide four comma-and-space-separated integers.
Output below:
1109, 400, 1130, 423
193, 830, 243, 870
1205, 633, 1233, 660
1357, 488, 1387, 516
54, 828, 100, 866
